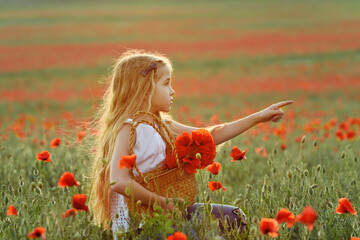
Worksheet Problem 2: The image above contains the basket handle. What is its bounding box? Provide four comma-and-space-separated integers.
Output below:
128, 111, 181, 179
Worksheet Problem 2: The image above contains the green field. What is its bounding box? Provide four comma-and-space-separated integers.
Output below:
1, 1, 360, 239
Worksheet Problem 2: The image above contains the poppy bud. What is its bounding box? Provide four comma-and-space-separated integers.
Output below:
326, 201, 333, 208
310, 184, 317, 189
313, 141, 317, 147
273, 148, 277, 154
341, 151, 347, 159
267, 159, 272, 166
30, 182, 36, 190
33, 169, 39, 176
196, 153, 202, 160
144, 175, 149, 183
1, 184, 5, 193
233, 198, 242, 205
351, 180, 356, 185
303, 170, 309, 177
125, 186, 130, 196
83, 228, 90, 238
249, 225, 257, 236
109, 180, 116, 186
301, 135, 306, 143
352, 221, 359, 230
354, 156, 357, 163
18, 188, 22, 193
8, 185, 13, 191
35, 187, 42, 194
308, 188, 314, 195
287, 170, 293, 179
316, 165, 321, 172
23, 202, 28, 209
325, 186, 329, 193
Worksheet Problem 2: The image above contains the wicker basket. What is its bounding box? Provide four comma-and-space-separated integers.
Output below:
125, 111, 198, 215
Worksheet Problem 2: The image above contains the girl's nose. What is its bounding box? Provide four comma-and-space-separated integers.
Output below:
170, 88, 175, 96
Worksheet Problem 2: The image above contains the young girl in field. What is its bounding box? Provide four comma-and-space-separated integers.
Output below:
88, 49, 292, 238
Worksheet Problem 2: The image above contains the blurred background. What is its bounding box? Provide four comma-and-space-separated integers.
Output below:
1, 1, 360, 239
1, 0, 359, 123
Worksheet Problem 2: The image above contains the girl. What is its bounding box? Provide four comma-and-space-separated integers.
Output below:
87, 49, 293, 238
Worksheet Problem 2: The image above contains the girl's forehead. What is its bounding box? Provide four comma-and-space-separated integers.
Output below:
157, 65, 172, 80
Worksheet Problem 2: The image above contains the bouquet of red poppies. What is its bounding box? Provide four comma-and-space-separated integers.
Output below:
164, 129, 216, 173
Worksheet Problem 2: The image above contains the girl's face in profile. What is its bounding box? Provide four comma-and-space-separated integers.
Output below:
149, 65, 175, 114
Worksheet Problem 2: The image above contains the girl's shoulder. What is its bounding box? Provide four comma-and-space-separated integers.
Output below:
115, 120, 136, 151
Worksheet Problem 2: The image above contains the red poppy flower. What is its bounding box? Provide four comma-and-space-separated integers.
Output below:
230, 146, 247, 162
259, 218, 279, 238
36, 150, 51, 162
62, 208, 77, 218
175, 132, 192, 160
281, 143, 287, 151
296, 206, 317, 231
58, 172, 80, 187
294, 135, 304, 143
275, 208, 295, 228
175, 129, 216, 173
164, 153, 178, 169
255, 147, 268, 158
72, 194, 89, 212
351, 237, 360, 240
183, 156, 200, 173
208, 181, 226, 192
77, 131, 87, 143
119, 154, 136, 169
346, 131, 356, 140
335, 130, 344, 141
27, 227, 46, 239
335, 197, 357, 215
191, 129, 216, 168
206, 162, 221, 175
210, 113, 220, 124
50, 138, 61, 148
6, 205, 17, 216
339, 122, 349, 131
166, 232, 187, 240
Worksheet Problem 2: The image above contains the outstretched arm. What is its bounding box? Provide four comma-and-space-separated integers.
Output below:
168, 100, 293, 145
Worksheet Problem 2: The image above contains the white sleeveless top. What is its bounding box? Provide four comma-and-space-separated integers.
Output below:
110, 118, 166, 237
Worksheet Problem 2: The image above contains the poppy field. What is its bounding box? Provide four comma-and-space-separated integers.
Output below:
1, 0, 360, 239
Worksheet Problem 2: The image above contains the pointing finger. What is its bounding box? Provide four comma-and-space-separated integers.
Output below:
274, 100, 294, 109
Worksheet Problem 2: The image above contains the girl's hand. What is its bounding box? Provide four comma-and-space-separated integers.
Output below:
257, 100, 293, 123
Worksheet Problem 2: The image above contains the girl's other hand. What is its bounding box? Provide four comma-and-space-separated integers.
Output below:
257, 100, 293, 123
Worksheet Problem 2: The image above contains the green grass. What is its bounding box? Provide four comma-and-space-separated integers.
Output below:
0, 0, 360, 239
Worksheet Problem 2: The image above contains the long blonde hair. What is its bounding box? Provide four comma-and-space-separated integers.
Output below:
87, 49, 174, 229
